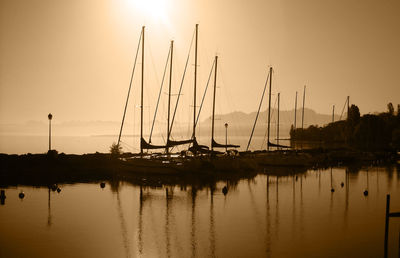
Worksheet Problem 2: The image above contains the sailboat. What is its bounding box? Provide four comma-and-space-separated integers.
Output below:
210, 55, 240, 153
141, 24, 206, 154
246, 67, 289, 152
115, 26, 245, 173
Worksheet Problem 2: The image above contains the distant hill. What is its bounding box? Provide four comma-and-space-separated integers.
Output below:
0, 108, 343, 138
195, 108, 344, 138
204, 108, 342, 127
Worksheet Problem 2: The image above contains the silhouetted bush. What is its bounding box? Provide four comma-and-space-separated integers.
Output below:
110, 142, 122, 157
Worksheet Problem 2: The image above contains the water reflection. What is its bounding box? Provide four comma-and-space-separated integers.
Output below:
190, 186, 197, 258
47, 187, 52, 227
266, 175, 271, 256
0, 189, 6, 205
115, 189, 130, 258
209, 186, 216, 258
138, 186, 144, 255
165, 188, 171, 258
1, 165, 400, 257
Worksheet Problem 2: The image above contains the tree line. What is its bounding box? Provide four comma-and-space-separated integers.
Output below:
290, 103, 400, 151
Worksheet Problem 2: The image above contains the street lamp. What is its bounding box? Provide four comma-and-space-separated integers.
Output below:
48, 113, 53, 151
224, 123, 228, 153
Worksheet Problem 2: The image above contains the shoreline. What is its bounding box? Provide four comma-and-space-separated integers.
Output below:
1, 148, 398, 188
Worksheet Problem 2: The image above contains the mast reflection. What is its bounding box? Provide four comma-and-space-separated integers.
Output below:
191, 186, 197, 258
138, 186, 144, 255
116, 188, 130, 258
265, 175, 271, 256
165, 187, 171, 258
209, 185, 216, 258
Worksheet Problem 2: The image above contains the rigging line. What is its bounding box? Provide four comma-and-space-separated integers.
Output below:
149, 46, 171, 143
117, 31, 142, 147
339, 97, 348, 120
246, 70, 270, 151
270, 94, 278, 124
169, 28, 196, 134
271, 94, 279, 126
262, 94, 278, 149
194, 59, 215, 131
261, 126, 268, 150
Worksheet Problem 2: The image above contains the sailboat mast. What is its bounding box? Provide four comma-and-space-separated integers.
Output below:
347, 96, 350, 119
193, 24, 198, 140
267, 67, 272, 151
294, 91, 297, 129
301, 85, 306, 130
332, 105, 335, 123
140, 26, 145, 155
277, 92, 280, 148
211, 55, 218, 152
166, 40, 173, 154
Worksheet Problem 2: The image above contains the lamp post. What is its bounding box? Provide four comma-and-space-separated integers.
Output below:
48, 113, 53, 151
224, 123, 228, 153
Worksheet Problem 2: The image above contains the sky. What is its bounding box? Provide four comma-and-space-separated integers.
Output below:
1, 0, 399, 125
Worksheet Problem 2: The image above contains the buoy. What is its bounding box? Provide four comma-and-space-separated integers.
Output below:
222, 186, 228, 195
364, 190, 368, 196
341, 182, 344, 188
100, 182, 106, 188
56, 188, 61, 193
19, 192, 25, 199
331, 188, 335, 193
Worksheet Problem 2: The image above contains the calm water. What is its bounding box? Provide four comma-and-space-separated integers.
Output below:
0, 134, 289, 154
1, 166, 400, 257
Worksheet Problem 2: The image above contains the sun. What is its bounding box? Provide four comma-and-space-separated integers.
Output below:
130, 0, 169, 23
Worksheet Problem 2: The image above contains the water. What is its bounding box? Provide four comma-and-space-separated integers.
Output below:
0, 134, 290, 154
1, 166, 400, 257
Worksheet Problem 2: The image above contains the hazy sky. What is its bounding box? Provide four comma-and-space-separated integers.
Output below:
1, 0, 399, 124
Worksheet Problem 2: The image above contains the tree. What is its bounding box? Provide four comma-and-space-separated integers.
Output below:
387, 103, 394, 115
110, 142, 122, 157
348, 105, 360, 123
397, 104, 400, 118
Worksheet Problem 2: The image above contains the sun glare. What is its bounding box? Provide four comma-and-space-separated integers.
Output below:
130, 0, 169, 23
